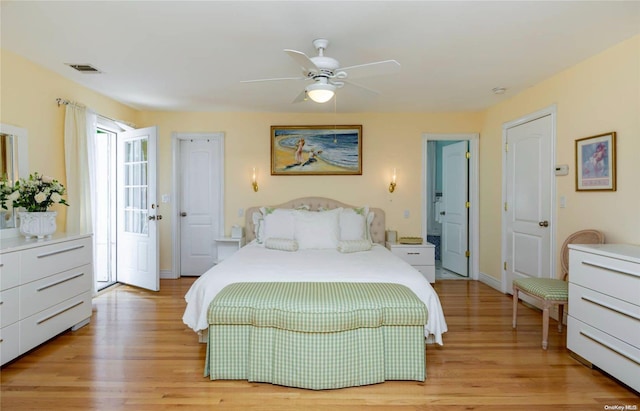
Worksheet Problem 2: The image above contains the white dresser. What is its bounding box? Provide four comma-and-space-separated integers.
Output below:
0, 233, 93, 366
386, 242, 436, 283
567, 243, 640, 393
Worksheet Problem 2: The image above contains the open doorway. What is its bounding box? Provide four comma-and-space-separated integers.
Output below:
94, 127, 117, 291
92, 122, 160, 292
422, 133, 479, 280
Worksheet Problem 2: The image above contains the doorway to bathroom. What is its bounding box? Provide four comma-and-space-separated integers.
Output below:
422, 133, 479, 280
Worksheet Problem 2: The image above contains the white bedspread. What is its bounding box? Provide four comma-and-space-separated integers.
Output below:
182, 243, 448, 345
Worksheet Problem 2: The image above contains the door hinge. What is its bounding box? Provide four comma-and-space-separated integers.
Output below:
465, 151, 471, 159
504, 261, 507, 270
465, 201, 471, 208
504, 202, 508, 211
465, 250, 470, 258
505, 143, 509, 152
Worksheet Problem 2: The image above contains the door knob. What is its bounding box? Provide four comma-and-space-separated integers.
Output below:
156, 215, 163, 220
180, 212, 187, 217
440, 211, 446, 215
148, 215, 156, 221
538, 220, 549, 227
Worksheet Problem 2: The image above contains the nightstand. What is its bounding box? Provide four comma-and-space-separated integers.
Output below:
386, 241, 435, 283
215, 237, 245, 263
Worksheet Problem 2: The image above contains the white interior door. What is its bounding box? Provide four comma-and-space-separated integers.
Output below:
505, 114, 553, 293
116, 126, 159, 291
179, 137, 223, 276
441, 141, 469, 276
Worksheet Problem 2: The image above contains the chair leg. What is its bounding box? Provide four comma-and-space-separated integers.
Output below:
512, 285, 519, 329
558, 304, 564, 333
542, 303, 550, 350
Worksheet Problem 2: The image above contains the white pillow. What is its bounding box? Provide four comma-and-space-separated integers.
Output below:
265, 237, 299, 252
339, 206, 369, 241
365, 210, 375, 242
252, 211, 265, 244
294, 208, 341, 249
262, 207, 296, 240
337, 239, 372, 253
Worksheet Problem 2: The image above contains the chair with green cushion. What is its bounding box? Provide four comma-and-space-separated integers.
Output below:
512, 229, 605, 349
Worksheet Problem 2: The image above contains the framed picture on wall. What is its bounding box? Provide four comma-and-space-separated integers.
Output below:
575, 131, 616, 191
270, 125, 363, 175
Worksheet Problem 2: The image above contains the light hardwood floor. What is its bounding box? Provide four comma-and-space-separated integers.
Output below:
1, 278, 637, 410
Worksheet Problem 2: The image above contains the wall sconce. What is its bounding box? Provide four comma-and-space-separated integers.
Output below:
389, 168, 397, 193
251, 167, 259, 192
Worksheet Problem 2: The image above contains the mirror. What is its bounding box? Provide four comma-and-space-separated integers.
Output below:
0, 123, 28, 238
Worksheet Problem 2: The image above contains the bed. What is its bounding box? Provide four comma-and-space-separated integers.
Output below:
182, 197, 448, 389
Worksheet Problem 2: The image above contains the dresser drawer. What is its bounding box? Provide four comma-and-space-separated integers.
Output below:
20, 237, 92, 284
0, 287, 20, 328
0, 251, 20, 291
568, 316, 640, 393
20, 291, 92, 354
390, 247, 434, 266
0, 322, 20, 366
569, 283, 640, 348
569, 250, 639, 305
19, 264, 92, 319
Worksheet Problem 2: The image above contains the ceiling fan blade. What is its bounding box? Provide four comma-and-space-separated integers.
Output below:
340, 60, 400, 79
342, 79, 380, 96
291, 89, 308, 104
240, 76, 306, 83
284, 49, 319, 76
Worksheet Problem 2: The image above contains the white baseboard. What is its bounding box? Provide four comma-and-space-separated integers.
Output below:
478, 271, 503, 293
160, 269, 179, 279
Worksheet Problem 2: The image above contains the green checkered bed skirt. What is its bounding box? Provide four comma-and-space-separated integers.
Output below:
205, 282, 428, 390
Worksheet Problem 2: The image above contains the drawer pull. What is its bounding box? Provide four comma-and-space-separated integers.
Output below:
579, 330, 640, 365
37, 300, 84, 325
0, 263, 4, 267
0, 338, 3, 343
36, 272, 85, 292
581, 260, 639, 277
581, 296, 640, 322
407, 252, 421, 255
37, 244, 85, 259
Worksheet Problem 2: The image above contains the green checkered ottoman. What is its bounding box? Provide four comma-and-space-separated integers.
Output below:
206, 282, 428, 390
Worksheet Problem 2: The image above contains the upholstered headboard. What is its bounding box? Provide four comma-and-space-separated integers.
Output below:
245, 197, 386, 245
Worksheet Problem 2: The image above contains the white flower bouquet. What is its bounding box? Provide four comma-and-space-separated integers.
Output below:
9, 172, 69, 212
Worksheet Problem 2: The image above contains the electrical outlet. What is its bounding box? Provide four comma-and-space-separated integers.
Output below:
404, 210, 410, 218
238, 208, 244, 217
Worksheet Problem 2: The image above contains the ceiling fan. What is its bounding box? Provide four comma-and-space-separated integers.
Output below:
241, 38, 401, 103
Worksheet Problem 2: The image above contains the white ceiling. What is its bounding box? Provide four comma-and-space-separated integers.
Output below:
2, 1, 639, 113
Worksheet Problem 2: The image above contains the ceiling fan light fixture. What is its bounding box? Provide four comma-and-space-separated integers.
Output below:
306, 82, 336, 103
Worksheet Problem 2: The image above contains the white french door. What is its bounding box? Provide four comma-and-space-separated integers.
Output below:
504, 111, 555, 293
441, 141, 469, 276
116, 126, 160, 291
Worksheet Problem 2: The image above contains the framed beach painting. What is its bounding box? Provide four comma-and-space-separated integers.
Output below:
271, 125, 362, 175
575, 131, 616, 191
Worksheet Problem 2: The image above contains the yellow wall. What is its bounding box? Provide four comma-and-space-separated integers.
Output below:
0, 50, 138, 228
3, 34, 639, 280
479, 34, 640, 280
136, 111, 483, 271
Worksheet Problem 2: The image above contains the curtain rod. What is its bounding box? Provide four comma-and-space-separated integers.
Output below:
56, 98, 136, 128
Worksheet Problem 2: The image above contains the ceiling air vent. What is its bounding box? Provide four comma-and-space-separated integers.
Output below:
65, 63, 102, 73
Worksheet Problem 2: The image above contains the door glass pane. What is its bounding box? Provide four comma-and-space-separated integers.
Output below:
123, 138, 148, 235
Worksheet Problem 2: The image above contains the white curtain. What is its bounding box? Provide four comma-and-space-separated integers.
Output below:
64, 104, 97, 293
64, 104, 97, 233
